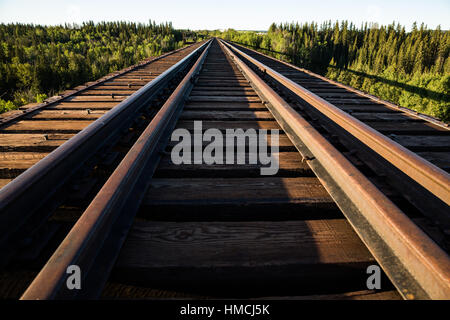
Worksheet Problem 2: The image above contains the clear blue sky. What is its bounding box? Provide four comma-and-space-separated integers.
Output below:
0, 0, 448, 31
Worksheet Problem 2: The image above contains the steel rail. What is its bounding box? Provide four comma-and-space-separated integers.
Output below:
0, 41, 209, 257
221, 40, 450, 207
225, 40, 449, 130
0, 42, 202, 127
220, 39, 450, 300
20, 39, 213, 300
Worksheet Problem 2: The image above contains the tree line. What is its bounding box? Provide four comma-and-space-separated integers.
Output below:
211, 21, 449, 121
2, 21, 448, 121
0, 21, 198, 113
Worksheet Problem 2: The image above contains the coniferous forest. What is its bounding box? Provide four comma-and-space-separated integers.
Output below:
1, 21, 449, 121
213, 22, 450, 121
0, 21, 198, 113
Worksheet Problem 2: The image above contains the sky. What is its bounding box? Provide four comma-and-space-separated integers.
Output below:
0, 0, 449, 31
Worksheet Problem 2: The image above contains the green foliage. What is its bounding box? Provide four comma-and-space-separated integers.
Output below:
35, 93, 47, 103
0, 21, 194, 111
0, 98, 16, 113
210, 21, 450, 121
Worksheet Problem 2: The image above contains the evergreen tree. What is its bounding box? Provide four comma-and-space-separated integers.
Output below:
0, 21, 191, 112
211, 21, 450, 121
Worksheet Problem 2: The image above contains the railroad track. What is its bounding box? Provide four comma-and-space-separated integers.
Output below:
0, 38, 449, 300
0, 41, 204, 187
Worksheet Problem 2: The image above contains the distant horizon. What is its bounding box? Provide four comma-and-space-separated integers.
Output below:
0, 20, 447, 33
0, 0, 448, 32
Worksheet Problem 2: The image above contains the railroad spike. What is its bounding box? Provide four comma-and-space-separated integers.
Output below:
302, 155, 315, 162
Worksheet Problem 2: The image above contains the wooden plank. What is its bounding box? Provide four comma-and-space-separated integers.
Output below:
200, 73, 243, 77
184, 102, 266, 110
101, 282, 210, 299
416, 151, 450, 171
188, 96, 260, 103
302, 84, 346, 89
351, 112, 420, 122
166, 133, 294, 150
113, 219, 375, 289
314, 92, 361, 98
95, 85, 145, 90
307, 88, 350, 93
115, 75, 156, 79
196, 80, 250, 86
337, 105, 398, 113
198, 77, 246, 81
0, 110, 23, 120
200, 70, 242, 73
278, 71, 308, 76
0, 179, 12, 189
326, 98, 376, 105
50, 102, 118, 109
121, 71, 159, 74
175, 120, 281, 130
189, 90, 258, 96
261, 290, 402, 300
1, 120, 91, 133
180, 110, 274, 121
200, 72, 244, 76
0, 133, 70, 144
142, 178, 337, 219
366, 121, 447, 134
192, 86, 252, 91
0, 133, 68, 151
81, 89, 136, 95
42, 133, 74, 140
154, 151, 312, 177
291, 77, 324, 82
122, 70, 162, 74
66, 96, 127, 102
0, 270, 39, 299
103, 80, 149, 86
0, 152, 48, 169
145, 177, 332, 202
26, 110, 106, 120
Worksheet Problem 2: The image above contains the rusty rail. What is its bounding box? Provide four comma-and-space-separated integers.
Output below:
219, 39, 450, 300
20, 39, 212, 300
0, 41, 209, 264
221, 40, 450, 207
226, 40, 449, 130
